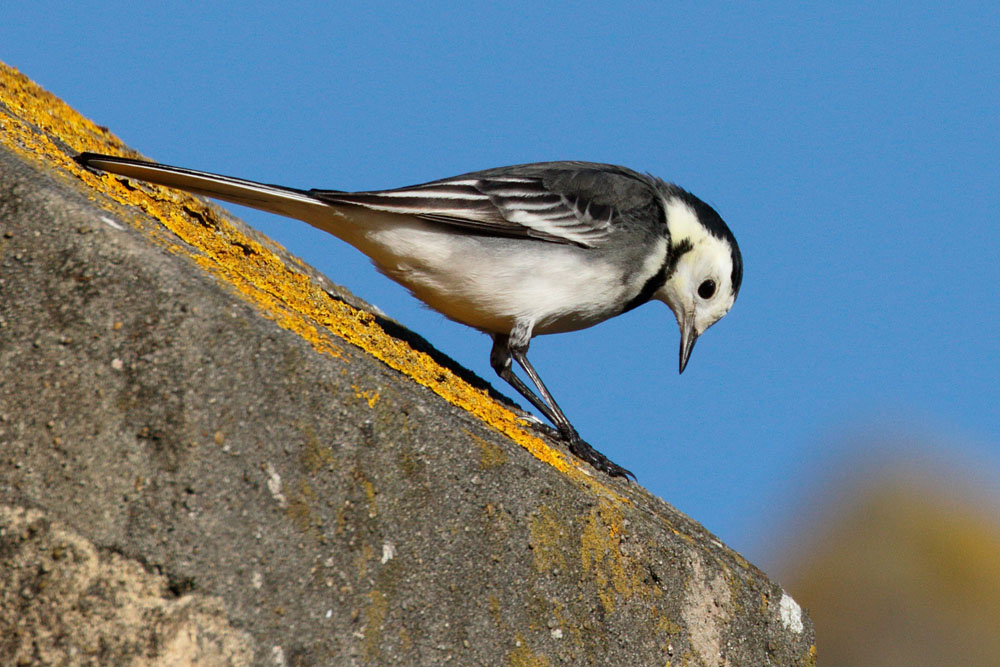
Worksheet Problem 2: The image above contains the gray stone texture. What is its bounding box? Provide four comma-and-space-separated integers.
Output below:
0, 64, 815, 665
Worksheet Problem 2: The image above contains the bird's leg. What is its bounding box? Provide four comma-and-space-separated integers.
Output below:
489, 333, 573, 437
489, 329, 634, 479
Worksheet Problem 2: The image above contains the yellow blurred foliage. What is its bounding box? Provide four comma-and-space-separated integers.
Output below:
782, 468, 1000, 666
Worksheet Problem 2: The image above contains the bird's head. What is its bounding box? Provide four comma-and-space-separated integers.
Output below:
654, 191, 742, 373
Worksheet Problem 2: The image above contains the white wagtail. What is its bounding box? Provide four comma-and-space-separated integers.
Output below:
75, 153, 742, 478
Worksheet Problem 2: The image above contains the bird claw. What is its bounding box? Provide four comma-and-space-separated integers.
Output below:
566, 434, 635, 480
516, 413, 544, 427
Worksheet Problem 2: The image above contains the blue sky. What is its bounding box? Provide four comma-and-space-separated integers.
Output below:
5, 2, 997, 566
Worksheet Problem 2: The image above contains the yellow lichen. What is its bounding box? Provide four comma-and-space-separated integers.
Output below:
300, 426, 337, 474
362, 590, 388, 661
506, 634, 551, 667
579, 499, 651, 615
464, 429, 509, 469
0, 61, 630, 502
285, 479, 319, 535
528, 506, 569, 573
355, 542, 375, 582
351, 385, 380, 409
488, 593, 503, 626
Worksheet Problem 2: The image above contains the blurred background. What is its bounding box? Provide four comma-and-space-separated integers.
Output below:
3, 3, 997, 662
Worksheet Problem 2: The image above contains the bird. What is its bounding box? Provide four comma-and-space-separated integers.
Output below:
74, 153, 743, 479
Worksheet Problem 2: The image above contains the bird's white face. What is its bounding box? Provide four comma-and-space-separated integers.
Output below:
661, 238, 737, 331
654, 197, 739, 372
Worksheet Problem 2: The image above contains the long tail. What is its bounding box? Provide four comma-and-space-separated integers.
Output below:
74, 153, 332, 222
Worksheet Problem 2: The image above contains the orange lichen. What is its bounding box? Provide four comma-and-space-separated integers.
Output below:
580, 499, 650, 614
0, 61, 627, 502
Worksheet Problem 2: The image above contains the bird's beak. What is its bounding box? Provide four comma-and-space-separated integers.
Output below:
679, 315, 698, 374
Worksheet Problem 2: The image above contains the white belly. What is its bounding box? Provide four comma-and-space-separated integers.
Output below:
304, 207, 639, 335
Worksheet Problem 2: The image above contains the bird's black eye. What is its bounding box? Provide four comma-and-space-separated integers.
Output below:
698, 279, 717, 300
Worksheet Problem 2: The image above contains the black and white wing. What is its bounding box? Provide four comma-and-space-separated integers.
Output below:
74, 154, 660, 248
312, 162, 659, 248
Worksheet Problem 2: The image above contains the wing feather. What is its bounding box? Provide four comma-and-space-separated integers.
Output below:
76, 154, 661, 248
311, 168, 647, 247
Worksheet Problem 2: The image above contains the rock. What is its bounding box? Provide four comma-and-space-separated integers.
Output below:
0, 505, 254, 665
0, 62, 815, 665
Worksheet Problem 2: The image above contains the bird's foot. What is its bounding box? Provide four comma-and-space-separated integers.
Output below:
518, 418, 634, 479
565, 434, 635, 480
515, 413, 544, 427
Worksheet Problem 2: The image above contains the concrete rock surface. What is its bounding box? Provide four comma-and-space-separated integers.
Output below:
0, 63, 815, 665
